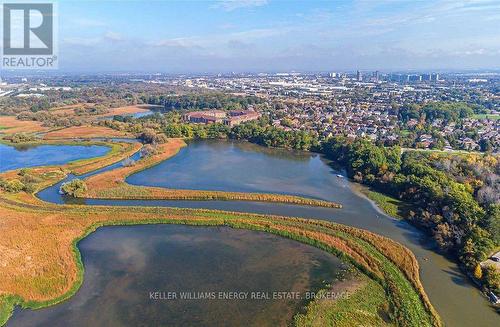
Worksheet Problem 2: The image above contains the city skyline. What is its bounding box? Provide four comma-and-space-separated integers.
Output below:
6, 0, 500, 72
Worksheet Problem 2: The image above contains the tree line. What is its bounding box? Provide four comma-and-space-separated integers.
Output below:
142, 93, 264, 111
322, 136, 499, 295
160, 119, 319, 151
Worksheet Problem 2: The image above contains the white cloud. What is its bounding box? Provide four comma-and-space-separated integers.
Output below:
230, 27, 291, 39
73, 18, 107, 28
63, 36, 101, 47
151, 26, 292, 50
151, 37, 202, 48
63, 31, 124, 46
213, 0, 268, 12
104, 31, 123, 41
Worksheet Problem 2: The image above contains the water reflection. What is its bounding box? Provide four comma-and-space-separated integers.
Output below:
9, 225, 348, 327
0, 144, 110, 172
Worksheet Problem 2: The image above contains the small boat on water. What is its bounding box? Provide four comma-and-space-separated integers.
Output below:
336, 174, 343, 178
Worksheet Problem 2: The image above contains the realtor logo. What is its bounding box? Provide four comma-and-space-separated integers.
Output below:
1, 2, 58, 69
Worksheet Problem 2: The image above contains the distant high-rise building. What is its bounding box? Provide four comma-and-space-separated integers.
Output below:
373, 71, 380, 82
390, 74, 403, 82
356, 70, 362, 81
408, 74, 422, 82
329, 72, 337, 78
431, 73, 439, 82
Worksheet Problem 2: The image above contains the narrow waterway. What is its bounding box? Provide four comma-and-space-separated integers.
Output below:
33, 140, 500, 326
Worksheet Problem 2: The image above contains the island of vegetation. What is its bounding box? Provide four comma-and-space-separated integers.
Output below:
0, 137, 440, 327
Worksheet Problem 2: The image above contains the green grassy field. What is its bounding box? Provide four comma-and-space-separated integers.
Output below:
295, 276, 393, 327
363, 189, 405, 219
473, 114, 500, 120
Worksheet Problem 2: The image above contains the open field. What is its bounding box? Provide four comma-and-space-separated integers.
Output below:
0, 104, 159, 139
96, 104, 159, 118
43, 125, 134, 139
83, 139, 343, 208
473, 113, 500, 120
0, 116, 49, 134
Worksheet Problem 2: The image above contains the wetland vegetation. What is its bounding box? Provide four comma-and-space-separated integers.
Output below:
0, 138, 440, 327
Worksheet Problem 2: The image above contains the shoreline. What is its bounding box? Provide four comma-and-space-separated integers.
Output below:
350, 183, 401, 221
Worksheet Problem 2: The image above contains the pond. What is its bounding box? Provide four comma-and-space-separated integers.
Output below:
97, 110, 157, 121
127, 140, 344, 202
8, 225, 349, 327
0, 143, 110, 172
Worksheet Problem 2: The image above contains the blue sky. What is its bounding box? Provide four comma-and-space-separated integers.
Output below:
56, 0, 500, 72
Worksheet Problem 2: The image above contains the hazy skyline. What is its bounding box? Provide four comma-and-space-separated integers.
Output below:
53, 0, 500, 72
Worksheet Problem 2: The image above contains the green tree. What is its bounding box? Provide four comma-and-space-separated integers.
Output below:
60, 179, 87, 197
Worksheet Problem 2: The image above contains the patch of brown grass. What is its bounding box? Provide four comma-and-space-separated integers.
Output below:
96, 104, 153, 118
43, 126, 134, 139
47, 104, 158, 122
0, 116, 49, 134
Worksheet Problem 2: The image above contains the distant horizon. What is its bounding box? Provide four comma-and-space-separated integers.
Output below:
2, 68, 500, 77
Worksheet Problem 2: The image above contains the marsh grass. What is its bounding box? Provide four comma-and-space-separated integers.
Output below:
0, 138, 439, 327
363, 189, 404, 219
294, 276, 393, 327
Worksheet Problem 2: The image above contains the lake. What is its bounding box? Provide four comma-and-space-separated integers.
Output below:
0, 143, 110, 172
8, 225, 349, 327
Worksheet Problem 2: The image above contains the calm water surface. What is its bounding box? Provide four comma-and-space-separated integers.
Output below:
8, 225, 348, 327
128, 140, 340, 201
35, 140, 499, 326
125, 140, 500, 327
0, 144, 109, 172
